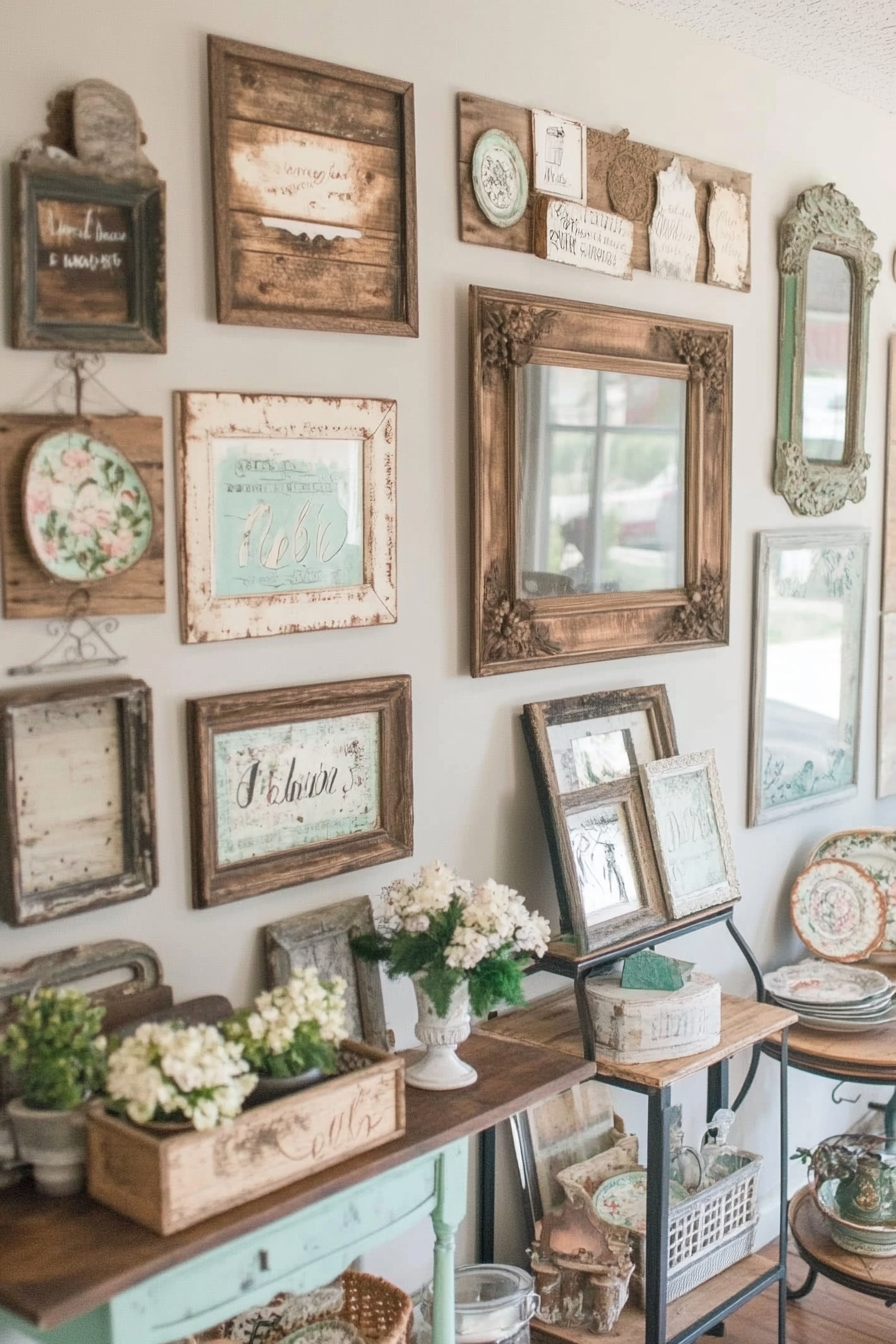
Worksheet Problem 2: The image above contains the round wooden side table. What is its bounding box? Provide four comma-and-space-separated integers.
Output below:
789, 1186, 896, 1307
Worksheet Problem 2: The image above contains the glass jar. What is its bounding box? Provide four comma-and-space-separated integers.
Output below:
419, 1264, 539, 1344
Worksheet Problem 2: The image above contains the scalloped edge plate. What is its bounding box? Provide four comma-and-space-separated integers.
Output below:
790, 859, 886, 962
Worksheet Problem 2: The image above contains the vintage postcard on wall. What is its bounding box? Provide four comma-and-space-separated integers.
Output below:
176, 391, 396, 644
531, 109, 586, 203
640, 750, 740, 918
187, 676, 412, 907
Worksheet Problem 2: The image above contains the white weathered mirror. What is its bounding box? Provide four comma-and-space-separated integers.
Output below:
774, 184, 880, 515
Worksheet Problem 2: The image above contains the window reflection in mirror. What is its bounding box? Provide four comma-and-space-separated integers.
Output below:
802, 249, 852, 464
519, 364, 686, 598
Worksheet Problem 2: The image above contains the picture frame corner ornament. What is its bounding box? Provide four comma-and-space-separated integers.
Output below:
481, 301, 557, 383
659, 565, 726, 645
482, 561, 558, 664
656, 325, 729, 410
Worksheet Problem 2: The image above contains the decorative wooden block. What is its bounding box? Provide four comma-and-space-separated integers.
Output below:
458, 93, 751, 291
208, 36, 418, 337
87, 1042, 405, 1235
0, 414, 164, 618
586, 972, 721, 1064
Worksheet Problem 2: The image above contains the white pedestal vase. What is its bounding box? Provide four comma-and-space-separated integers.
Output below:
406, 975, 478, 1091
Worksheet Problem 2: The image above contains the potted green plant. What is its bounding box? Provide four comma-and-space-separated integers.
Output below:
104, 1021, 257, 1130
224, 967, 348, 1104
1, 987, 107, 1195
352, 862, 551, 1092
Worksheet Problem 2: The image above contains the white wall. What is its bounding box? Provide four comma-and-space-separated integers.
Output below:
2, 0, 896, 1322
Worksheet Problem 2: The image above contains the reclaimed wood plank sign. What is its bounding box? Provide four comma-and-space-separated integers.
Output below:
208, 35, 418, 335
458, 93, 751, 290
176, 392, 395, 643
187, 677, 413, 908
11, 79, 165, 352
0, 414, 164, 619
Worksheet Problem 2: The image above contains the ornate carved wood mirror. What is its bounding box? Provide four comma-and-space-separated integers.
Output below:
470, 286, 732, 676
774, 184, 880, 516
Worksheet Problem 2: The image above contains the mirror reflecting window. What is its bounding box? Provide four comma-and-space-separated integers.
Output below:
519, 364, 686, 598
802, 249, 852, 464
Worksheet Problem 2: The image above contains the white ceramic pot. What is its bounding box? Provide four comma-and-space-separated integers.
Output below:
406, 974, 478, 1091
6, 1098, 87, 1196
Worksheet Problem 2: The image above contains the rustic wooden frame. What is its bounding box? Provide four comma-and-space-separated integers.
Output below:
175, 391, 396, 643
208, 35, 418, 337
640, 750, 740, 917
0, 413, 164, 619
264, 896, 390, 1052
11, 163, 165, 353
187, 676, 413, 909
470, 285, 732, 676
556, 776, 670, 953
749, 528, 868, 827
879, 337, 896, 798
774, 184, 881, 516
522, 685, 677, 935
0, 679, 157, 927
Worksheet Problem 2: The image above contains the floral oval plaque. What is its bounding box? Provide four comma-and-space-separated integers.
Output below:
23, 429, 153, 583
471, 129, 529, 229
790, 859, 887, 963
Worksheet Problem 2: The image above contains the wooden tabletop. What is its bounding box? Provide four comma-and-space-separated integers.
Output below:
0, 1034, 592, 1331
764, 1020, 896, 1083
789, 1185, 896, 1299
477, 989, 796, 1089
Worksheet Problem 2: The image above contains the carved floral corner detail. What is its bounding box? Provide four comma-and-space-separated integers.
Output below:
774, 439, 870, 517
659, 565, 726, 644
482, 562, 559, 663
481, 304, 557, 383
656, 327, 729, 411
780, 183, 881, 296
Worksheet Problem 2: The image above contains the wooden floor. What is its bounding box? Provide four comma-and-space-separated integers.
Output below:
720, 1240, 895, 1343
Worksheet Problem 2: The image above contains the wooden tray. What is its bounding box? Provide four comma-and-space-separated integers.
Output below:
87, 1041, 405, 1235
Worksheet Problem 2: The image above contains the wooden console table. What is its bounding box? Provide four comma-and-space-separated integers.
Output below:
0, 1035, 592, 1344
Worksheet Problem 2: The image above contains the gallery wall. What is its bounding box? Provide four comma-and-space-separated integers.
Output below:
2, 0, 896, 1308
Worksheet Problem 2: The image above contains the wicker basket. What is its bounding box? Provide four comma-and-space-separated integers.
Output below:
625, 1151, 763, 1307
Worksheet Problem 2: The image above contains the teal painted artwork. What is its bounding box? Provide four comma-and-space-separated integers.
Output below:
23, 430, 152, 583
214, 712, 380, 868
212, 437, 363, 598
758, 537, 866, 820
650, 769, 726, 901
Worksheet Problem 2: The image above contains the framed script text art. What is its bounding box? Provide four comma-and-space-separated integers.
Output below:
0, 414, 165, 619
208, 35, 418, 337
640, 750, 740, 918
749, 528, 868, 826
470, 286, 732, 675
175, 392, 396, 643
522, 685, 677, 936
264, 897, 389, 1051
0, 679, 157, 927
187, 676, 413, 908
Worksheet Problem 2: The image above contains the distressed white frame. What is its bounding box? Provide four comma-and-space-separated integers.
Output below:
176, 391, 396, 643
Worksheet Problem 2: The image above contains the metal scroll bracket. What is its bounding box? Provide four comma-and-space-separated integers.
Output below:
7, 587, 126, 677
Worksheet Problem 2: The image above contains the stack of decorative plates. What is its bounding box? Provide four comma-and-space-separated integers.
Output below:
764, 961, 896, 1032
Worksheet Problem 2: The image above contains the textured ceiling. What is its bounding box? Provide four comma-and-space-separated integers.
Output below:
614, 0, 896, 114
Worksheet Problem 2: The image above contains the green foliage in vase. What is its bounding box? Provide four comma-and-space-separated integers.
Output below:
0, 988, 107, 1111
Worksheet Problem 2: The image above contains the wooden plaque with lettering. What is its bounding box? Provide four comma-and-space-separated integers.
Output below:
208, 35, 418, 337
11, 164, 166, 352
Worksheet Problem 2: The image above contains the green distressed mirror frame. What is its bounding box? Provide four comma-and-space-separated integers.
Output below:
774, 183, 880, 517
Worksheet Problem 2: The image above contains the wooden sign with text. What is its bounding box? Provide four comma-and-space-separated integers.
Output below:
208, 36, 418, 336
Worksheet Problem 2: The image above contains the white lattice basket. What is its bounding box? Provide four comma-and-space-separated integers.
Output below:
627, 1150, 763, 1307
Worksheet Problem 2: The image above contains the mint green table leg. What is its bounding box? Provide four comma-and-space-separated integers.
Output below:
430, 1138, 468, 1344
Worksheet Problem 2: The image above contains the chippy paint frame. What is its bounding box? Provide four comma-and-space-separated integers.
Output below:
187, 676, 413, 908
175, 391, 396, 644
640, 750, 740, 918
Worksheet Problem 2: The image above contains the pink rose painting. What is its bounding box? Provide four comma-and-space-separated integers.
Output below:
23, 430, 152, 583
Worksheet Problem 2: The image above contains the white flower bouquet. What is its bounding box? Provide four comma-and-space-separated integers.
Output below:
224, 968, 348, 1079
105, 1022, 256, 1131
352, 861, 551, 1017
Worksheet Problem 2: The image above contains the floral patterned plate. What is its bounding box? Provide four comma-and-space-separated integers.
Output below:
790, 859, 887, 962
23, 428, 153, 584
808, 830, 896, 952
764, 960, 892, 1005
592, 1170, 689, 1233
795, 1007, 896, 1033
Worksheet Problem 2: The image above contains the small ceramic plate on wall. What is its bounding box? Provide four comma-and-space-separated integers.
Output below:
808, 830, 896, 952
790, 860, 887, 962
471, 129, 529, 228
